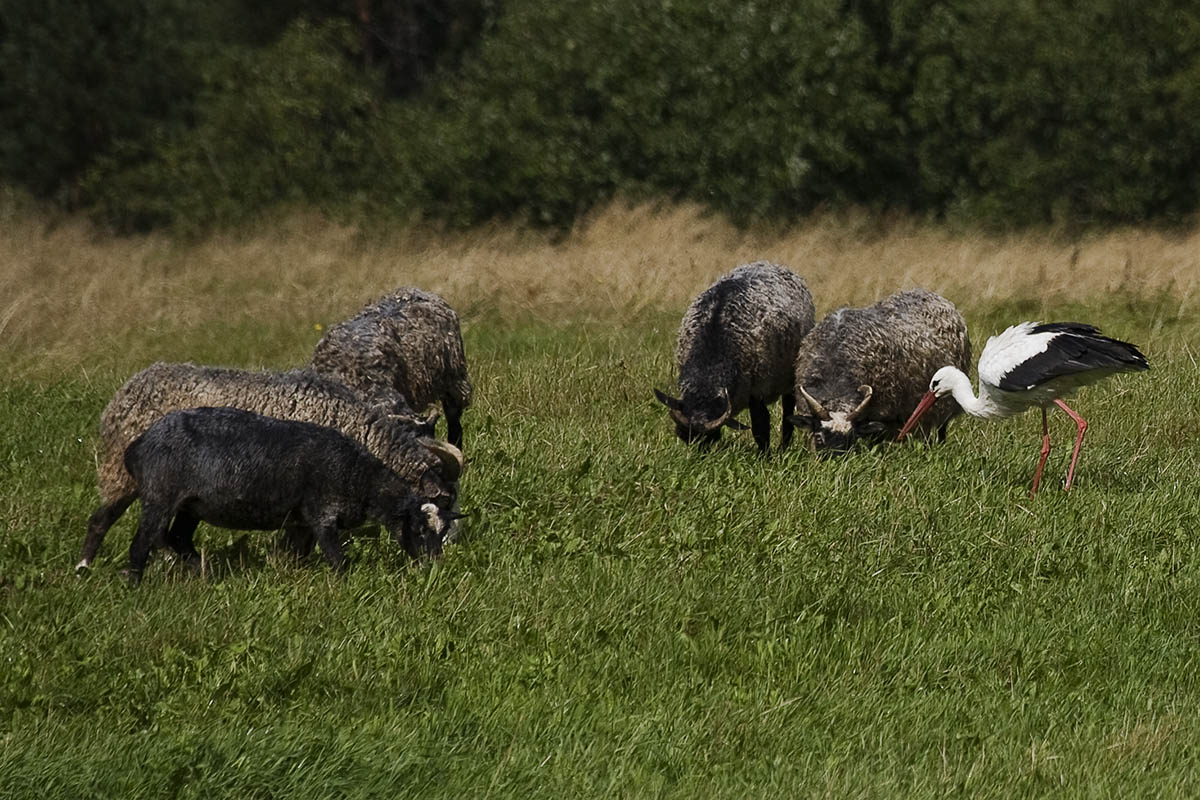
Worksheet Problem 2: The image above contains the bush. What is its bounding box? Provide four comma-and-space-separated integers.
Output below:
906, 0, 1200, 226
85, 20, 391, 232
14, 0, 1200, 230
0, 0, 199, 203
393, 0, 893, 227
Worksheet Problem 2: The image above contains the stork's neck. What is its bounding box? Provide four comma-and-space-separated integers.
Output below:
941, 367, 1001, 419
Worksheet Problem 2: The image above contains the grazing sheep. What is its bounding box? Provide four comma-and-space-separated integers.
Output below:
788, 289, 970, 452
79, 363, 464, 571
122, 407, 450, 583
654, 262, 816, 453
310, 287, 473, 449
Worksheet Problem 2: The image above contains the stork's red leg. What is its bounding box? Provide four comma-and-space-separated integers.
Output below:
1030, 407, 1052, 497
1053, 398, 1088, 491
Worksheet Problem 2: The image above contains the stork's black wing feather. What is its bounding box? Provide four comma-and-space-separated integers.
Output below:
997, 323, 1149, 391
1029, 322, 1102, 337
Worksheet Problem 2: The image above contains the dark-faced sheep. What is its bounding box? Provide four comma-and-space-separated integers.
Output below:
787, 289, 970, 452
310, 287, 472, 449
654, 262, 816, 453
79, 363, 464, 571
122, 407, 450, 583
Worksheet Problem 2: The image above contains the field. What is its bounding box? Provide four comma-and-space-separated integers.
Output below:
3, 202, 1200, 797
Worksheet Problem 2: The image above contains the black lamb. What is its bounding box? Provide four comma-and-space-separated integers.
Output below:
121, 407, 451, 583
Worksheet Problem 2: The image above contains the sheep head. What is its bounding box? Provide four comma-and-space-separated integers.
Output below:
654, 387, 747, 447
788, 384, 875, 454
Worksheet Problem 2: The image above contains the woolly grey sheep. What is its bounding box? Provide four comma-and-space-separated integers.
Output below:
310, 287, 473, 449
79, 362, 464, 571
123, 407, 452, 583
788, 289, 971, 452
654, 262, 816, 453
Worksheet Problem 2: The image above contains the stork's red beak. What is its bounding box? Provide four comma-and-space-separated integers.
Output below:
897, 391, 937, 441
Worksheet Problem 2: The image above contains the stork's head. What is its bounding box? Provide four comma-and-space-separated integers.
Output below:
928, 366, 961, 398
898, 366, 960, 441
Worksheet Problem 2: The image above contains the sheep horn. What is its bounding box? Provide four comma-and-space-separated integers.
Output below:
798, 385, 831, 421
700, 388, 734, 432
419, 437, 464, 482
654, 388, 691, 428
847, 385, 874, 421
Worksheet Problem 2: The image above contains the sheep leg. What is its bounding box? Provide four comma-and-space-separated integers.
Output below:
127, 503, 172, 585
311, 520, 348, 573
779, 394, 796, 450
280, 526, 315, 559
164, 511, 202, 570
444, 400, 464, 450
78, 494, 136, 570
748, 398, 770, 454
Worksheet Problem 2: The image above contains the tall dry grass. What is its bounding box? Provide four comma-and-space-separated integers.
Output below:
3, 201, 1198, 376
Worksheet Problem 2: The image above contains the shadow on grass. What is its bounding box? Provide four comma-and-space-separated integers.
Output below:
88, 523, 427, 585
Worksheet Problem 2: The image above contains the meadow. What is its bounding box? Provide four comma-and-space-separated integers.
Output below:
2, 202, 1200, 797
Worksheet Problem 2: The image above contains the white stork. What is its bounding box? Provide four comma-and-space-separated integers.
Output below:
897, 322, 1149, 495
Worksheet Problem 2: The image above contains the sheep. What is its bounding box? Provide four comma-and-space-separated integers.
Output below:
653, 262, 816, 453
787, 289, 971, 452
78, 362, 464, 571
122, 407, 451, 583
310, 287, 473, 449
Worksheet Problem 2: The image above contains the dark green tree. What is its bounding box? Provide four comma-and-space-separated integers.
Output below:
0, 0, 200, 202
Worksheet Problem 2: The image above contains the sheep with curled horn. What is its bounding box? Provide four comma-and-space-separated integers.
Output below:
79, 363, 464, 572
122, 407, 453, 584
787, 289, 970, 453
654, 262, 816, 453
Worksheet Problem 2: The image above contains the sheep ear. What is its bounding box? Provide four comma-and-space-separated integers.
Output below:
785, 414, 813, 429
724, 418, 749, 430
384, 410, 432, 429
653, 389, 683, 411
382, 408, 439, 437
414, 409, 440, 436
419, 437, 464, 482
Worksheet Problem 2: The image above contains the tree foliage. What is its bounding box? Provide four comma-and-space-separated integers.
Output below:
0, 0, 201, 203
85, 20, 386, 232
4, 0, 1200, 231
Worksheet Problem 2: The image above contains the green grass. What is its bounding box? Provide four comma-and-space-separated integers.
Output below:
2, 301, 1199, 798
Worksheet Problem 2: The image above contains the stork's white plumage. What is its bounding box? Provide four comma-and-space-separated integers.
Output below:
898, 322, 1149, 495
